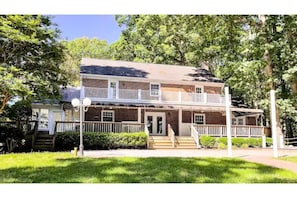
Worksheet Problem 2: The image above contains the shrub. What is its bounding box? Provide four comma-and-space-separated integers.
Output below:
217, 142, 227, 149
240, 143, 249, 149
55, 132, 147, 151
266, 137, 273, 147
0, 126, 26, 153
217, 137, 227, 145
199, 135, 216, 148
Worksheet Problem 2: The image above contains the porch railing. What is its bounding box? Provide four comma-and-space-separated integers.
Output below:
193, 124, 264, 137
0, 120, 38, 135
168, 124, 175, 148
85, 87, 226, 106
55, 121, 145, 133
190, 124, 200, 148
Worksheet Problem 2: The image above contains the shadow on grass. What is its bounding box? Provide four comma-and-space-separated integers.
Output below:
1, 157, 297, 183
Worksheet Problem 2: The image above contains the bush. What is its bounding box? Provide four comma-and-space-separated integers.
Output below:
199, 135, 216, 148
240, 143, 249, 149
266, 137, 273, 147
0, 126, 27, 153
55, 132, 147, 151
217, 137, 227, 145
217, 142, 227, 149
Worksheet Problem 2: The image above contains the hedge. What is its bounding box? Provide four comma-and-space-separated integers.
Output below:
55, 132, 147, 151
200, 135, 273, 149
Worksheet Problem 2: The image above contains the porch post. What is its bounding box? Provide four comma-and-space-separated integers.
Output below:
225, 87, 232, 157
270, 90, 278, 158
178, 108, 182, 136
138, 107, 141, 123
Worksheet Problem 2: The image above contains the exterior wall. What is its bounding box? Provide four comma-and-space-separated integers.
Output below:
204, 86, 222, 94
119, 81, 149, 90
246, 116, 257, 125
182, 111, 226, 125
82, 79, 108, 88
85, 107, 138, 122
161, 84, 194, 93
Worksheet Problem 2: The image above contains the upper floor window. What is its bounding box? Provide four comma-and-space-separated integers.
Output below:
194, 114, 205, 124
195, 86, 203, 94
150, 83, 160, 96
101, 110, 114, 122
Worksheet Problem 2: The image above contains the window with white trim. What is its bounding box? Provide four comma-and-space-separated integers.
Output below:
195, 86, 203, 93
194, 114, 205, 124
232, 117, 245, 125
101, 110, 114, 122
150, 83, 160, 96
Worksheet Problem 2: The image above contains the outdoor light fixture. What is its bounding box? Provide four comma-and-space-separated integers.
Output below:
71, 97, 92, 157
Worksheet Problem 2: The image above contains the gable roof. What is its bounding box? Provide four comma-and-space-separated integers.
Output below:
80, 58, 224, 83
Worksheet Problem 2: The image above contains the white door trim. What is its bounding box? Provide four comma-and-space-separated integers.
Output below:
144, 112, 166, 136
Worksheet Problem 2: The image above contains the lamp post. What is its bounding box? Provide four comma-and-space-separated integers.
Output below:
71, 97, 91, 157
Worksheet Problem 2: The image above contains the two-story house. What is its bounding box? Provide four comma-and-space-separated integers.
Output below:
79, 58, 263, 137
30, 58, 265, 149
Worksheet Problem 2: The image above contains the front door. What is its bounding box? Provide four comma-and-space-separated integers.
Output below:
109, 80, 118, 99
145, 112, 166, 136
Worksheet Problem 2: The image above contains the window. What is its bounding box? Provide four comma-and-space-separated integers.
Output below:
195, 86, 203, 94
150, 83, 160, 96
232, 117, 245, 125
101, 110, 114, 122
194, 114, 205, 124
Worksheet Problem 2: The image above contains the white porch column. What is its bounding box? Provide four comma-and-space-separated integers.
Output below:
225, 87, 232, 157
178, 108, 182, 136
270, 90, 278, 158
138, 107, 141, 123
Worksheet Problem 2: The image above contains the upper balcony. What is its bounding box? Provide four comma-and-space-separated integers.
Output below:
83, 87, 227, 106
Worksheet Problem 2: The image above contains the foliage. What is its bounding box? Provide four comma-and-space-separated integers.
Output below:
61, 37, 111, 86
0, 126, 26, 153
1, 153, 297, 183
199, 135, 216, 148
55, 132, 147, 151
0, 15, 68, 114
217, 142, 227, 149
6, 100, 32, 121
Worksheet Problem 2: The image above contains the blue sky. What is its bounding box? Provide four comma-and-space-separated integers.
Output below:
51, 15, 123, 44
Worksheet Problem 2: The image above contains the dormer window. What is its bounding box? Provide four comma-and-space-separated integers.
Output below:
150, 83, 160, 96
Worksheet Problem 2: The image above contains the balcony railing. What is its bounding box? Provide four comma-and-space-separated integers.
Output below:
193, 124, 264, 137
55, 121, 145, 133
84, 87, 226, 106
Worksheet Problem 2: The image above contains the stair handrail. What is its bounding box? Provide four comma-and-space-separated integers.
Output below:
144, 124, 150, 148
191, 124, 200, 148
168, 124, 175, 148
31, 122, 39, 148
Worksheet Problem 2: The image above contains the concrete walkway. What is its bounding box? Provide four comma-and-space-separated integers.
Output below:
84, 148, 297, 173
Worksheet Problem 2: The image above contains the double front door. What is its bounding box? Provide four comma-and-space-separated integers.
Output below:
145, 112, 166, 136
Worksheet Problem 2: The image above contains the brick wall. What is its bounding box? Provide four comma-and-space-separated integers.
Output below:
161, 84, 194, 92
119, 81, 149, 90
82, 79, 108, 88
246, 116, 257, 125
85, 107, 138, 122
182, 111, 226, 125
204, 86, 222, 94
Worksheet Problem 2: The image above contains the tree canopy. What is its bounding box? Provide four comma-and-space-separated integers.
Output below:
112, 15, 297, 137
0, 15, 68, 114
61, 37, 111, 86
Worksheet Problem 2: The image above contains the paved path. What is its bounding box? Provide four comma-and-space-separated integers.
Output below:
84, 148, 297, 173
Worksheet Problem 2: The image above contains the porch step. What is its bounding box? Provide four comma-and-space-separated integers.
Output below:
149, 136, 198, 149
33, 131, 54, 151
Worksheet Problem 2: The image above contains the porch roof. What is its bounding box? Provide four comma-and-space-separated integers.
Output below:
89, 102, 263, 115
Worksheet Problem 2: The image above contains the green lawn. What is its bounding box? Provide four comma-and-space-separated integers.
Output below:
279, 156, 297, 163
1, 152, 297, 183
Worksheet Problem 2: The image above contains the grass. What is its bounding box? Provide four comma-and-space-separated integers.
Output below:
1, 152, 297, 183
279, 156, 297, 163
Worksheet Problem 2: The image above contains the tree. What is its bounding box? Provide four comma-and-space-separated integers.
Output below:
0, 15, 68, 114
61, 37, 111, 86
113, 15, 297, 137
